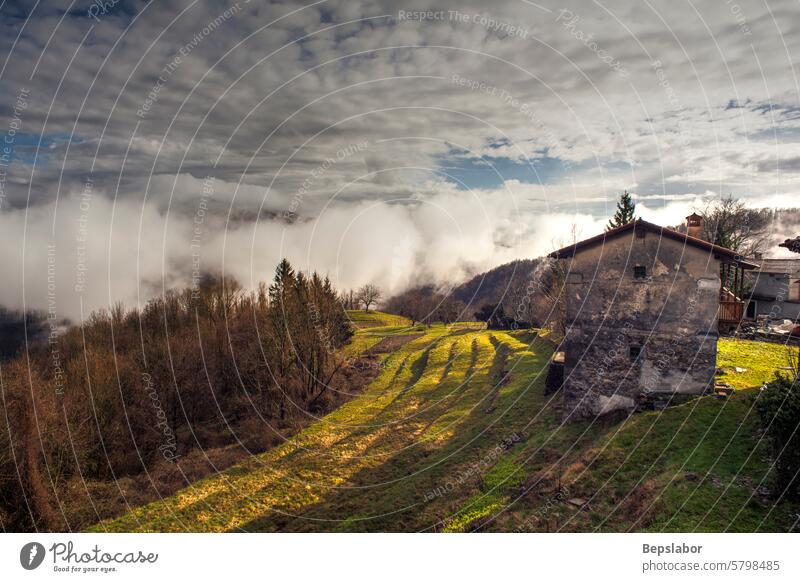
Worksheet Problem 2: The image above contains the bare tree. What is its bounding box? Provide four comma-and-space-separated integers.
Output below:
339, 288, 358, 310
701, 195, 771, 257
538, 258, 567, 334
542, 223, 580, 335
432, 296, 465, 324
356, 284, 382, 311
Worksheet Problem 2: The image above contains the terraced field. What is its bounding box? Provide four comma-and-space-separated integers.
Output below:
94, 313, 799, 532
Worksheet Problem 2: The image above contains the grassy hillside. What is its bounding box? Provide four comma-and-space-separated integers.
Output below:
93, 315, 798, 532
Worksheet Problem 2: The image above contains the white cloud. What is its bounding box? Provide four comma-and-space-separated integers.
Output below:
1, 0, 799, 315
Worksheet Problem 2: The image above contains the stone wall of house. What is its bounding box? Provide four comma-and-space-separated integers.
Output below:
559, 225, 721, 421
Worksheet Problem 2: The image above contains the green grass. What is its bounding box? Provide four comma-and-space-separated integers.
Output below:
340, 310, 415, 356
346, 309, 411, 328
556, 393, 791, 532
93, 320, 798, 533
717, 338, 796, 389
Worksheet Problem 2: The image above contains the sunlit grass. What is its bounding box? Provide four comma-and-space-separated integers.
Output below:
717, 338, 795, 389
93, 321, 797, 533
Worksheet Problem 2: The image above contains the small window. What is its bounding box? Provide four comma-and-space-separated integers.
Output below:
635, 227, 646, 239
630, 346, 642, 360
633, 265, 647, 279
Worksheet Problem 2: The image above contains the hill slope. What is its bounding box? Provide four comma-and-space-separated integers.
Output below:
94, 314, 798, 532
452, 259, 540, 307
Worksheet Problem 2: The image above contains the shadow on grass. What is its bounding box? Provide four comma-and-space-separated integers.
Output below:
235, 335, 554, 532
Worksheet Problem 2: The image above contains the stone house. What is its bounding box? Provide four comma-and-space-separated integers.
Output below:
745, 259, 800, 322
549, 217, 758, 421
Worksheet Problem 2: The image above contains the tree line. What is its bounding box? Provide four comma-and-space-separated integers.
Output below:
339, 283, 382, 311
0, 259, 355, 531
383, 286, 467, 325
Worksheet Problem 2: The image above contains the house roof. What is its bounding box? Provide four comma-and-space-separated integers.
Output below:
755, 258, 800, 276
749, 294, 800, 304
548, 218, 760, 269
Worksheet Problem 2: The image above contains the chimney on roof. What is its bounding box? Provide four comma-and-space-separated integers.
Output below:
685, 213, 703, 239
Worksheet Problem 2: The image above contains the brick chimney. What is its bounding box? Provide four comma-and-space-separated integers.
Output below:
685, 213, 703, 239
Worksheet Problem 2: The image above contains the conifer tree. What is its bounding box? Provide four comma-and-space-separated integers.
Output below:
606, 190, 636, 230
269, 258, 295, 307
268, 258, 296, 380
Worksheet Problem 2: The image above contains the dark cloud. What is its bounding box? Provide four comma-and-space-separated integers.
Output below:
1, 0, 799, 317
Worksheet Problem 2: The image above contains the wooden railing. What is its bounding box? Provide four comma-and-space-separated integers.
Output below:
719, 300, 745, 324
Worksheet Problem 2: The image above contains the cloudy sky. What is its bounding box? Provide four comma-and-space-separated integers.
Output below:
1, 0, 799, 319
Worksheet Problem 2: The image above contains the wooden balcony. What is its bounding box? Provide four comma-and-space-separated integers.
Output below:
719, 300, 745, 324
718, 259, 750, 326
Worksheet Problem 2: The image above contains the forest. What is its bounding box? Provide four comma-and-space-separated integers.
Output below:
0, 259, 358, 531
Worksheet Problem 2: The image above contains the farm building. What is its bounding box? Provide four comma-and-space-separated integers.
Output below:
745, 258, 800, 322
549, 216, 758, 421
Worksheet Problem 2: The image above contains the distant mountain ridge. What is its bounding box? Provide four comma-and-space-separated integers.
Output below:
384, 258, 547, 323
452, 258, 541, 309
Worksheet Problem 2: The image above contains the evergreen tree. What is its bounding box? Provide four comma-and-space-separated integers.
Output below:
269, 258, 296, 308
267, 258, 297, 380
606, 190, 636, 230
